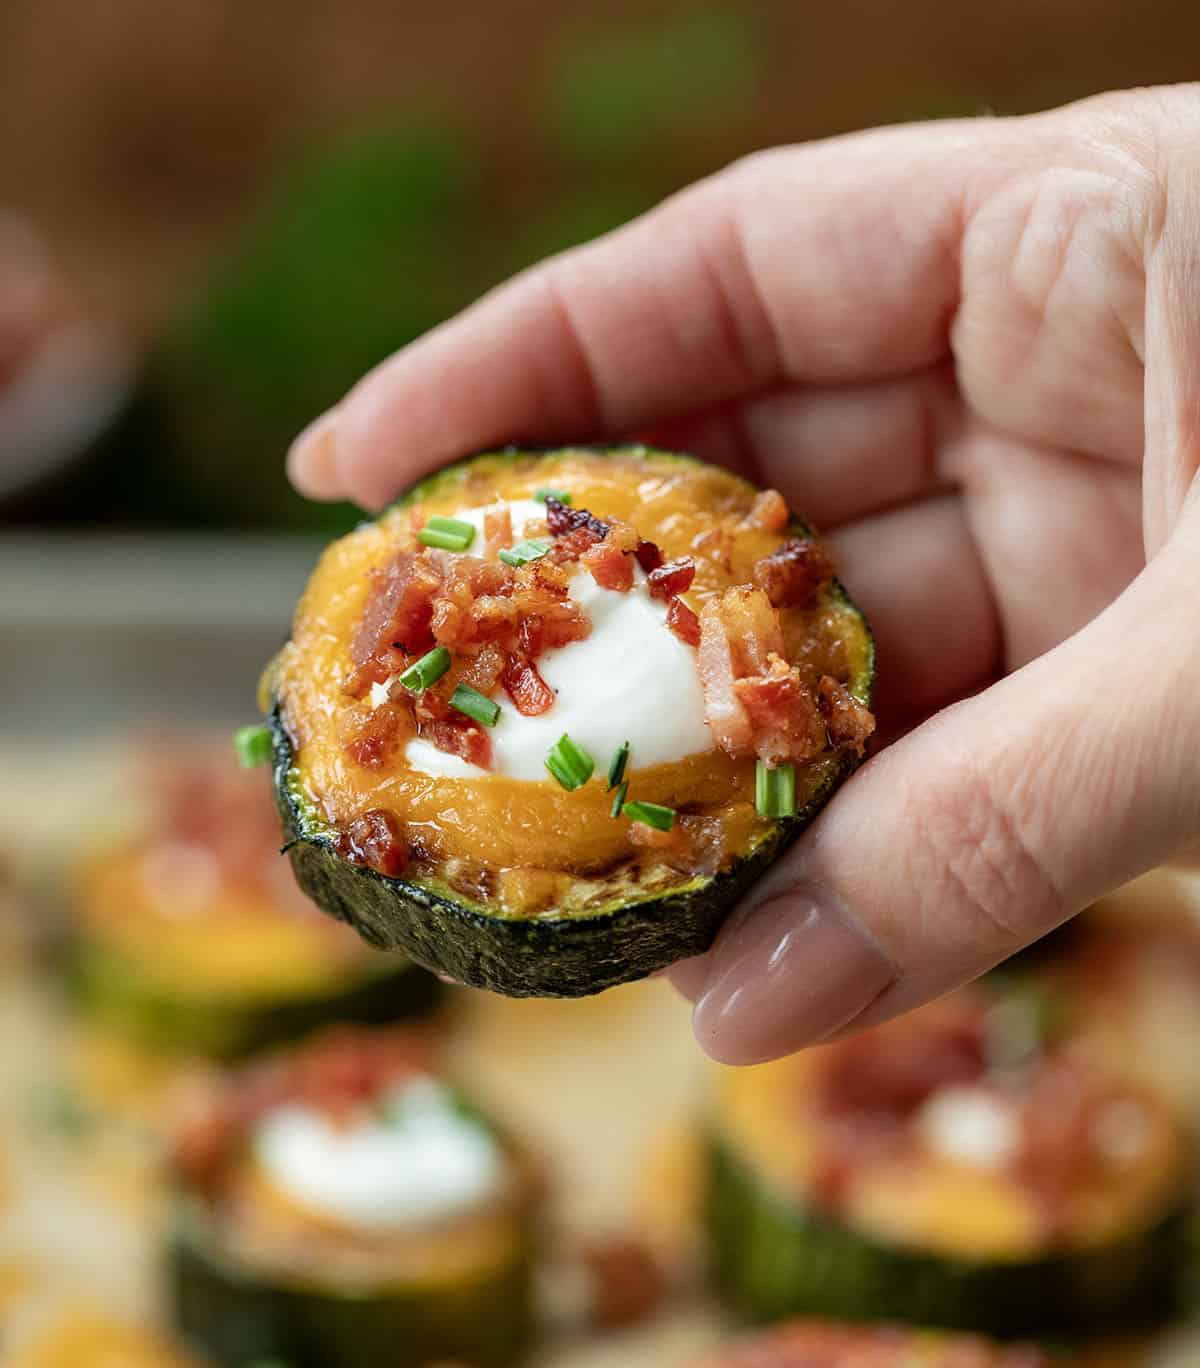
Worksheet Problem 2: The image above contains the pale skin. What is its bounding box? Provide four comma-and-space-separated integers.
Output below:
289, 86, 1200, 1065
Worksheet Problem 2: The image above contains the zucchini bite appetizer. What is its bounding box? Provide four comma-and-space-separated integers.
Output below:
71, 743, 437, 1060
705, 984, 1194, 1339
168, 1025, 539, 1368
690, 1319, 1050, 1367
266, 445, 875, 996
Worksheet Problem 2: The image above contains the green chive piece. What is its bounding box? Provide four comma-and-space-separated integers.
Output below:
607, 741, 630, 791
450, 683, 501, 728
535, 487, 572, 505
755, 760, 796, 818
233, 723, 272, 768
418, 516, 476, 551
610, 780, 629, 818
399, 646, 451, 693
544, 733, 595, 791
622, 800, 676, 832
498, 538, 552, 567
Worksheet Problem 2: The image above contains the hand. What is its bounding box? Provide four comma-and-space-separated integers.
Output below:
288, 86, 1200, 1064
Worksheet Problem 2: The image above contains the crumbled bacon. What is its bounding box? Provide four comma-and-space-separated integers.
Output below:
503, 656, 555, 716
483, 505, 512, 559
345, 701, 410, 770
754, 537, 833, 607
514, 559, 590, 656
818, 675, 875, 753
742, 488, 789, 532
698, 589, 865, 765
635, 539, 663, 573
698, 597, 754, 756
340, 808, 409, 877
458, 642, 507, 696
581, 519, 639, 591
579, 1237, 666, 1329
346, 551, 441, 697
412, 688, 493, 767
666, 596, 701, 646
629, 814, 722, 875
647, 557, 695, 600
544, 496, 611, 540
734, 655, 826, 767
430, 556, 514, 650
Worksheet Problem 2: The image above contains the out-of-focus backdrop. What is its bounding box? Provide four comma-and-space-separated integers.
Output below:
3, 7, 1200, 1367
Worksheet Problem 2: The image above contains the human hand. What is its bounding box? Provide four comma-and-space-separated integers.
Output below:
287, 86, 1200, 1063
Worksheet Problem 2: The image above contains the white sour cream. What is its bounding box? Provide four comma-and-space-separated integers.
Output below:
253, 1075, 506, 1232
916, 1086, 1021, 1170
401, 499, 714, 781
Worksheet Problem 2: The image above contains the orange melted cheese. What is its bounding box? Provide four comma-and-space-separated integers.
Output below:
277, 450, 868, 909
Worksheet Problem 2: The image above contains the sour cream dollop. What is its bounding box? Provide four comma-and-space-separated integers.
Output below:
400, 499, 715, 781
916, 1086, 1021, 1171
253, 1075, 506, 1231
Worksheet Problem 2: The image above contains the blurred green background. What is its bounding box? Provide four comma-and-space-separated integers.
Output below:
1, 0, 1198, 533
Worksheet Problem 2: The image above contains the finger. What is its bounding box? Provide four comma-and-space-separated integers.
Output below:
828, 493, 1002, 728
289, 120, 988, 508
637, 362, 962, 531
683, 513, 1200, 1064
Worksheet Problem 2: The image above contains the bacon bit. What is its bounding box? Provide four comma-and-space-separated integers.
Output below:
691, 525, 734, 573
345, 702, 411, 770
514, 559, 590, 656
635, 539, 663, 573
418, 714, 492, 768
346, 552, 441, 697
719, 586, 786, 676
581, 520, 639, 591
544, 496, 611, 540
742, 488, 789, 533
754, 537, 833, 607
503, 656, 555, 716
579, 1237, 666, 1330
818, 675, 875, 753
341, 808, 409, 877
734, 655, 826, 767
697, 597, 754, 755
647, 557, 696, 600
666, 596, 701, 646
483, 506, 512, 559
431, 557, 515, 650
458, 641, 507, 696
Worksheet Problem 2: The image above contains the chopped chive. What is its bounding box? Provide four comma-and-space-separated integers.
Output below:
233, 723, 272, 768
399, 646, 451, 693
607, 741, 630, 791
622, 800, 676, 832
755, 760, 796, 818
450, 683, 501, 727
544, 733, 595, 791
418, 516, 476, 551
498, 538, 552, 567
535, 487, 572, 505
610, 780, 629, 818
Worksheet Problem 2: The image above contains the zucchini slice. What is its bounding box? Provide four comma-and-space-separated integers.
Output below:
167, 1026, 539, 1368
269, 446, 875, 996
70, 746, 439, 1058
689, 1318, 1051, 1367
704, 985, 1194, 1339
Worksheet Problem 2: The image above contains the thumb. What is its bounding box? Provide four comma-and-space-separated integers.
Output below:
671, 516, 1200, 1064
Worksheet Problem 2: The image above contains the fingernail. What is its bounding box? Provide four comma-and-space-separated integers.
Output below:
692, 885, 895, 1065
287, 410, 343, 499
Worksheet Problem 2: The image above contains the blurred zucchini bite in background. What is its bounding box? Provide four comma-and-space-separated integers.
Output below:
167, 1025, 540, 1368
266, 445, 875, 996
70, 740, 438, 1063
704, 983, 1195, 1340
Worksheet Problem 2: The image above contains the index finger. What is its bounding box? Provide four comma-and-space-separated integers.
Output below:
289, 120, 983, 509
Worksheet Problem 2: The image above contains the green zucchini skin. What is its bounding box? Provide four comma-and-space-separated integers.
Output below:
68, 935, 441, 1059
169, 1196, 535, 1368
704, 1134, 1190, 1341
271, 446, 875, 999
